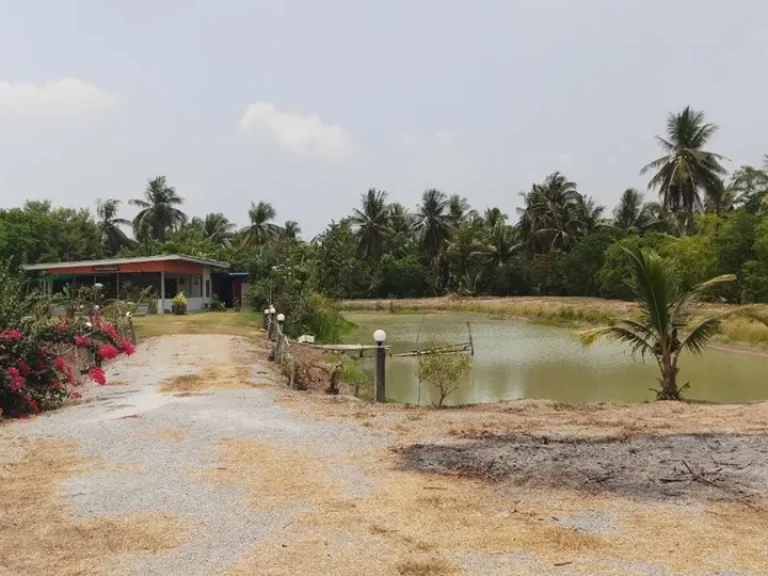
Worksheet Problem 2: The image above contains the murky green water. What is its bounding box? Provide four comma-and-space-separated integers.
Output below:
343, 313, 768, 405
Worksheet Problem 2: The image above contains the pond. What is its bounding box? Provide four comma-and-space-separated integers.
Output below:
343, 313, 768, 405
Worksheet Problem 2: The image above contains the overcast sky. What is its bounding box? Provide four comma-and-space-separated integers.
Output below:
1, 0, 767, 237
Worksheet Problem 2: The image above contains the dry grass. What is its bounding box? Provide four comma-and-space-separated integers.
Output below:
340, 296, 768, 348
396, 558, 458, 575
0, 437, 187, 576
159, 365, 255, 393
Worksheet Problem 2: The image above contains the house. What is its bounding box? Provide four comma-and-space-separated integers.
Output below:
23, 254, 230, 313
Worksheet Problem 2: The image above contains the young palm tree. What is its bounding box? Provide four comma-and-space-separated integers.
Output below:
350, 188, 389, 260
417, 189, 451, 260
483, 207, 507, 229
447, 194, 472, 227
579, 247, 737, 400
195, 213, 235, 246
446, 221, 488, 295
283, 220, 301, 239
703, 178, 736, 216
574, 195, 605, 233
96, 198, 132, 255
641, 107, 728, 228
610, 188, 661, 234
517, 172, 582, 253
243, 201, 280, 247
387, 203, 415, 236
129, 176, 187, 242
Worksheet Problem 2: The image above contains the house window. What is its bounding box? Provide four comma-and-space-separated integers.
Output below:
205, 279, 211, 298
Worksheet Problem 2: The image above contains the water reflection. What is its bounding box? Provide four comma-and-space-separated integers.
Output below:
343, 313, 768, 405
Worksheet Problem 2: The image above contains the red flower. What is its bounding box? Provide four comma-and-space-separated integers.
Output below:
27, 398, 40, 414
0, 329, 22, 341
101, 324, 120, 341
10, 379, 25, 393
54, 356, 66, 371
64, 365, 75, 384
88, 367, 107, 385
75, 335, 91, 348
71, 390, 82, 399
120, 340, 136, 356
98, 345, 119, 360
17, 360, 32, 376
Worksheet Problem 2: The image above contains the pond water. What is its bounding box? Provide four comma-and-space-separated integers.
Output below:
343, 313, 768, 405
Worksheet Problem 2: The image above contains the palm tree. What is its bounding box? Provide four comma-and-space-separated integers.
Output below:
243, 201, 280, 247
387, 203, 415, 237
516, 172, 582, 253
703, 178, 736, 216
579, 247, 737, 400
196, 213, 235, 246
445, 221, 488, 295
574, 195, 605, 232
731, 165, 768, 214
483, 207, 507, 229
129, 176, 187, 242
283, 220, 301, 239
350, 188, 389, 260
416, 189, 451, 260
447, 194, 472, 227
95, 198, 132, 255
610, 188, 660, 234
641, 107, 728, 229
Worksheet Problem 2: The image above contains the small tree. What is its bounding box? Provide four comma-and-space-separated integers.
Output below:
417, 351, 472, 407
579, 247, 742, 400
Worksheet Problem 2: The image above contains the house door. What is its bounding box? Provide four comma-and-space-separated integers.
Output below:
164, 278, 178, 298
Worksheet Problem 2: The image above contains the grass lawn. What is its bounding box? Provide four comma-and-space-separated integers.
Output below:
134, 310, 263, 340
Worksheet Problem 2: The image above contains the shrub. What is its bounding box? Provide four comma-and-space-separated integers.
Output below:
417, 351, 472, 407
171, 292, 188, 315
1, 317, 135, 417
211, 296, 226, 312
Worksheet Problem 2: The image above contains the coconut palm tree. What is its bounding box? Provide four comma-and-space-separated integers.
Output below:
610, 188, 661, 234
641, 107, 728, 229
196, 213, 235, 246
96, 198, 132, 255
387, 203, 415, 237
703, 178, 736, 216
579, 247, 737, 400
350, 188, 389, 260
417, 189, 451, 260
445, 221, 488, 295
483, 207, 507, 229
447, 194, 472, 227
283, 220, 301, 239
574, 195, 605, 233
516, 172, 582, 253
129, 176, 187, 242
242, 201, 280, 247
731, 165, 768, 214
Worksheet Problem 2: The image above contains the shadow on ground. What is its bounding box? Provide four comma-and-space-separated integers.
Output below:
399, 432, 768, 504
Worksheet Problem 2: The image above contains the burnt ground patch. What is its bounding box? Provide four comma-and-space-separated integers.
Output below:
399, 432, 768, 505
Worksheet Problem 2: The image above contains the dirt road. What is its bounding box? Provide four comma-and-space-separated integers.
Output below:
1, 334, 767, 575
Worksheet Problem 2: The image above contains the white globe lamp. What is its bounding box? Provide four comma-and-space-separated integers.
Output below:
373, 329, 387, 344
277, 313, 285, 322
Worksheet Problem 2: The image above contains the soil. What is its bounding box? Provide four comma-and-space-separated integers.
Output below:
400, 432, 768, 505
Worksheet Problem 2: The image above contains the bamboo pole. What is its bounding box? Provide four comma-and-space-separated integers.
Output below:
467, 321, 474, 356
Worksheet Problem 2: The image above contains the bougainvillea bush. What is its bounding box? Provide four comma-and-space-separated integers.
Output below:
0, 317, 135, 418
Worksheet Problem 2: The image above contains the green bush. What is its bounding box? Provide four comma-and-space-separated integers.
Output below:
417, 351, 472, 407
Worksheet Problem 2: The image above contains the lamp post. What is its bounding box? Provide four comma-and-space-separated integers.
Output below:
373, 329, 387, 403
268, 305, 276, 339
263, 308, 270, 330
275, 313, 286, 360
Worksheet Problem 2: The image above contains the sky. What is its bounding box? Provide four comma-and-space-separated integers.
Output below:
1, 0, 768, 237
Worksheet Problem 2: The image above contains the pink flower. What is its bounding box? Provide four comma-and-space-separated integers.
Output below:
101, 323, 120, 341
27, 398, 40, 414
54, 357, 66, 371
75, 335, 91, 348
71, 390, 82, 399
0, 329, 22, 341
120, 340, 135, 356
10, 379, 25, 393
88, 367, 107, 385
64, 365, 75, 384
8, 367, 20, 378
98, 345, 119, 360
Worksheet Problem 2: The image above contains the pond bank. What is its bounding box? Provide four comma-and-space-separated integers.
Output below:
339, 296, 768, 351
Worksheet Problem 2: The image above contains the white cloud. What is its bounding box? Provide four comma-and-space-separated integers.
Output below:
0, 78, 116, 118
239, 102, 355, 161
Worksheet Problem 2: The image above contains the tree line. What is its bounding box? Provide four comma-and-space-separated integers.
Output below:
2, 106, 768, 305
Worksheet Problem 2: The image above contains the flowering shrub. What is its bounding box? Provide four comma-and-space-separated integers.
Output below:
0, 317, 135, 418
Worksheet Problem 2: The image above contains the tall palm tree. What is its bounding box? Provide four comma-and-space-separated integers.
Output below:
417, 189, 451, 260
516, 172, 582, 253
574, 195, 605, 232
579, 247, 737, 400
610, 188, 660, 234
243, 201, 280, 247
129, 176, 187, 242
447, 194, 472, 227
641, 107, 727, 228
199, 213, 235, 246
483, 207, 507, 229
283, 220, 301, 239
350, 188, 389, 260
387, 203, 415, 237
95, 198, 132, 255
703, 178, 736, 216
445, 221, 488, 295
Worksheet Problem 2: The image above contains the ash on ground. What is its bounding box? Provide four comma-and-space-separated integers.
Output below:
400, 432, 768, 504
